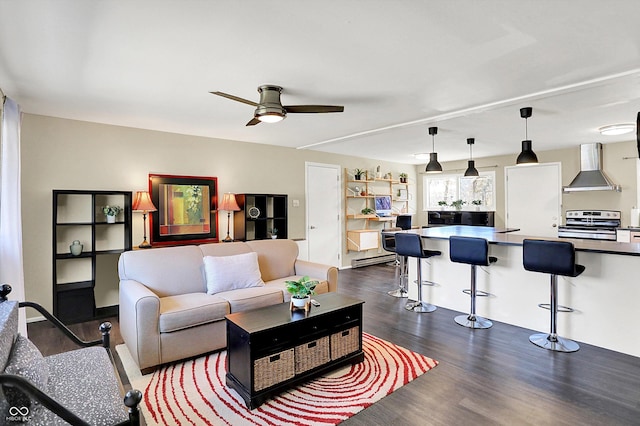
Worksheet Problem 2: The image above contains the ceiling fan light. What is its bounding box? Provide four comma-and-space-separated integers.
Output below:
516, 140, 538, 164
464, 160, 479, 176
598, 123, 635, 136
256, 113, 285, 123
425, 152, 442, 173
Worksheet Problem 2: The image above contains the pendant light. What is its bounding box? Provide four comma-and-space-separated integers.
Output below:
516, 107, 538, 164
425, 126, 442, 173
464, 138, 479, 176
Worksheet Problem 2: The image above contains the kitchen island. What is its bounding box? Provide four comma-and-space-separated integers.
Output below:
399, 226, 640, 357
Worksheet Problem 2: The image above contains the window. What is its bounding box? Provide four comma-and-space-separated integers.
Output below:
423, 171, 495, 210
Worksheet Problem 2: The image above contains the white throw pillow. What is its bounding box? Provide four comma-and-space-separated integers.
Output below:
204, 252, 264, 294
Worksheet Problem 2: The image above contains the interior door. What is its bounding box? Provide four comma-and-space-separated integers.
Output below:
306, 162, 341, 267
505, 163, 561, 237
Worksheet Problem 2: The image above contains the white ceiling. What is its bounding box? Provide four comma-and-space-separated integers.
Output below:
1, 1, 639, 165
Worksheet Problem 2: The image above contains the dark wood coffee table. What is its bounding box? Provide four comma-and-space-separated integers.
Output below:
225, 292, 365, 409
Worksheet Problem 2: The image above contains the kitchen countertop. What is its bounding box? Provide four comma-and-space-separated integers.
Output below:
398, 225, 640, 256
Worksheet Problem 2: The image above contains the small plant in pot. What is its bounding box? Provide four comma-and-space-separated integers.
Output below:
103, 205, 122, 223
472, 200, 482, 211
438, 200, 448, 210
450, 200, 465, 211
270, 228, 278, 239
399, 173, 408, 183
286, 275, 318, 310
361, 207, 375, 216
354, 168, 365, 180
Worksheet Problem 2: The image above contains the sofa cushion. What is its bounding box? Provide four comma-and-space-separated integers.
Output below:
159, 293, 229, 333
118, 245, 206, 297
203, 252, 264, 295
215, 286, 284, 313
3, 334, 49, 408
246, 239, 298, 282
265, 276, 330, 302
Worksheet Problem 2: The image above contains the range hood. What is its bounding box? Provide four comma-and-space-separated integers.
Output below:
563, 143, 621, 192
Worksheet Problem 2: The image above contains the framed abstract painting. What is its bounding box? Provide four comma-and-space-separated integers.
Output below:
148, 174, 218, 246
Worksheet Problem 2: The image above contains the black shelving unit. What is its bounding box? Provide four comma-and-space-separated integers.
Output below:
233, 194, 288, 241
52, 190, 132, 323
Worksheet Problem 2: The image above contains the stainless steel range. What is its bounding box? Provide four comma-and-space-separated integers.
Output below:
558, 209, 621, 241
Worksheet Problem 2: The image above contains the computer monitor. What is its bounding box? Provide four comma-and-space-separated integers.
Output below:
374, 195, 392, 217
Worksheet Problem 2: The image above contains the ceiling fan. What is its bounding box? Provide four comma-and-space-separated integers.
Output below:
210, 85, 344, 126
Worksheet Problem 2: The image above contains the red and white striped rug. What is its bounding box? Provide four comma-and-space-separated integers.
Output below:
126, 333, 437, 425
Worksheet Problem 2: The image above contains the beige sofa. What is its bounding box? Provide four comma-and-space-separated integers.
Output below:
118, 239, 338, 372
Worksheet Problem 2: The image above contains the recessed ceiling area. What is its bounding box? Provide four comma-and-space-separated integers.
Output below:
1, 1, 639, 164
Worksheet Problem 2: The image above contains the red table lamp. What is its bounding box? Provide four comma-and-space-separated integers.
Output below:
132, 191, 157, 249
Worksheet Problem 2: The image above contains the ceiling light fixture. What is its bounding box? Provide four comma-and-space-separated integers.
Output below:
516, 107, 538, 165
598, 123, 635, 136
425, 126, 442, 173
464, 138, 479, 176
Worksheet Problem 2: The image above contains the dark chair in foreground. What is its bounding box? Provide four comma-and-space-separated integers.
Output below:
522, 239, 584, 352
449, 236, 497, 329
0, 284, 142, 425
395, 233, 441, 313
381, 230, 407, 297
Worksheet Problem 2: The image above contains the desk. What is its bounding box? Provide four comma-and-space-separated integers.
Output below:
399, 226, 640, 357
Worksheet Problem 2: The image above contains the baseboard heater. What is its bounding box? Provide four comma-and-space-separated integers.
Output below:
351, 254, 395, 268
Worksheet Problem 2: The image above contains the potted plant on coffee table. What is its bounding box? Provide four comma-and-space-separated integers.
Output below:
285, 275, 318, 311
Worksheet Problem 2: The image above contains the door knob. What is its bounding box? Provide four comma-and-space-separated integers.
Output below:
310, 225, 316, 229
552, 224, 557, 227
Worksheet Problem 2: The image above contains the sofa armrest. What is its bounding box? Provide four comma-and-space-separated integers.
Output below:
294, 260, 339, 293
119, 279, 161, 372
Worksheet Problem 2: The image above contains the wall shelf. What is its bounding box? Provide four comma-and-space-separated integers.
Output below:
52, 190, 132, 324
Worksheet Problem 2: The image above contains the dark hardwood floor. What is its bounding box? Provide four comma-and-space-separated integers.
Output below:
29, 264, 640, 425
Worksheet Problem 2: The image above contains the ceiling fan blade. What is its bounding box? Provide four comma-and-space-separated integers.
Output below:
246, 117, 261, 126
210, 91, 258, 107
284, 105, 344, 114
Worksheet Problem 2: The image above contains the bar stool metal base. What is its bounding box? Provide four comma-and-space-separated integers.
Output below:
405, 300, 437, 313
388, 288, 408, 298
529, 332, 580, 352
454, 314, 492, 329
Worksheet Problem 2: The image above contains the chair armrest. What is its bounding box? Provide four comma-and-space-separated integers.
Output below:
18, 301, 109, 348
294, 260, 339, 293
118, 279, 161, 371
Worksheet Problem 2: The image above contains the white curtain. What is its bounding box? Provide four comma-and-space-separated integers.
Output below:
0, 96, 26, 334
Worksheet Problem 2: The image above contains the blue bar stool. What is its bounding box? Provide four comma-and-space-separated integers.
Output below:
395, 233, 441, 313
381, 230, 408, 298
449, 236, 497, 329
523, 239, 584, 353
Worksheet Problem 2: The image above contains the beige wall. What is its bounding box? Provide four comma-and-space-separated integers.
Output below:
21, 114, 416, 315
415, 141, 639, 228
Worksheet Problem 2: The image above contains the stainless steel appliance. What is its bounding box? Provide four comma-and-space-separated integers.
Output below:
557, 209, 621, 240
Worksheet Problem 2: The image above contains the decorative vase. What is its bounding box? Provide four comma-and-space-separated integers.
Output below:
400, 177, 407, 183
106, 215, 116, 223
291, 296, 310, 308
271, 235, 277, 239
69, 240, 83, 256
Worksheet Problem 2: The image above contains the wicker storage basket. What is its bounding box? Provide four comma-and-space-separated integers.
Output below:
253, 348, 295, 391
294, 336, 330, 374
330, 326, 360, 360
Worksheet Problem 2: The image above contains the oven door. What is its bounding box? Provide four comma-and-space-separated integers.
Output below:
558, 226, 617, 241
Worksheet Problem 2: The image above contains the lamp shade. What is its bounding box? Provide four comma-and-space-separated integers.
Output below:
516, 140, 538, 164
132, 191, 157, 213
464, 160, 479, 176
219, 193, 241, 211
425, 153, 443, 173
